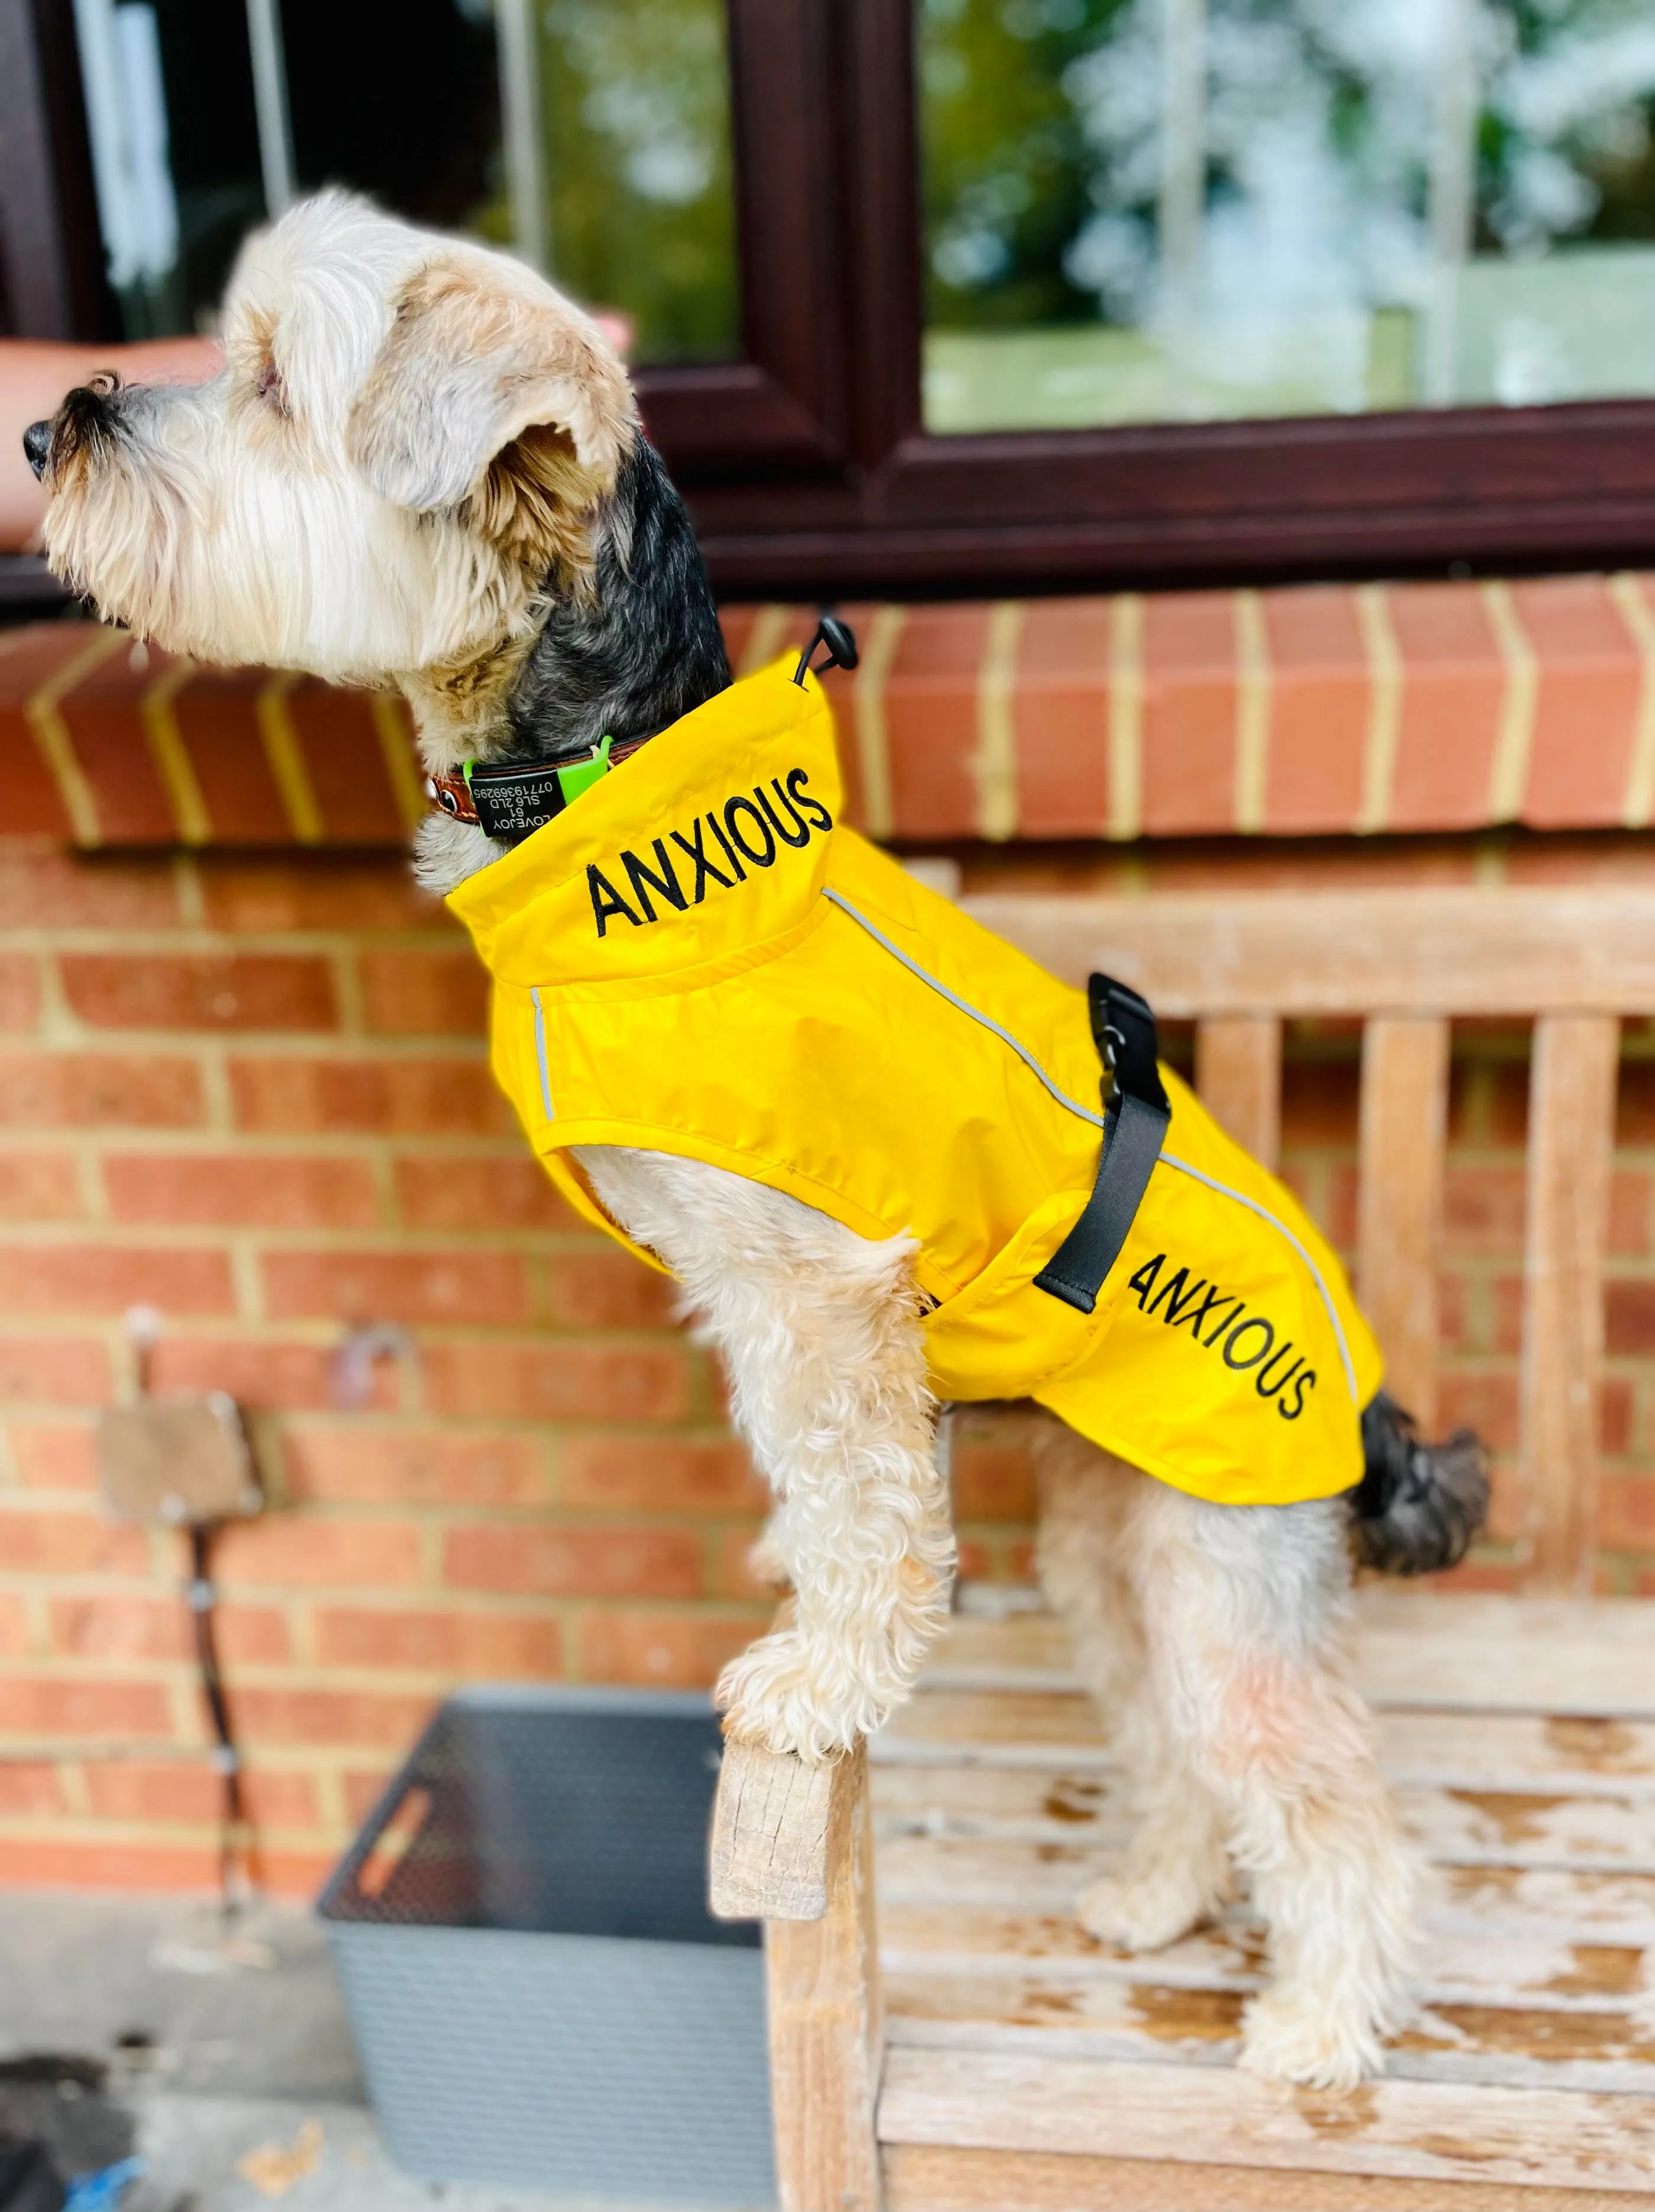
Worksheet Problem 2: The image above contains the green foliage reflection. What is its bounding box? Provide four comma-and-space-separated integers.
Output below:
538, 0, 739, 362
921, 0, 1132, 332
920, 0, 1655, 423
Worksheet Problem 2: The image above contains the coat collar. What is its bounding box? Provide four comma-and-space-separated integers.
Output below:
445, 661, 842, 990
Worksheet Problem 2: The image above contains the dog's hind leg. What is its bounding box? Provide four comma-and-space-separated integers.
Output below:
1034, 1418, 1144, 1721
574, 1144, 955, 1762
1131, 1482, 1414, 2088
1036, 1421, 1231, 1951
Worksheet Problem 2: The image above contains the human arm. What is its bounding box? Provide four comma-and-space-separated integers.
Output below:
0, 335, 220, 551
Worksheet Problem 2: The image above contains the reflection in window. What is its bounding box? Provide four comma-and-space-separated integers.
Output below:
73, 0, 265, 337
519, 0, 739, 363
282, 0, 508, 242
75, 0, 739, 367
920, 0, 1655, 432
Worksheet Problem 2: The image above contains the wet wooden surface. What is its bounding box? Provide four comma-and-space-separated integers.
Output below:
872, 1592, 1655, 2200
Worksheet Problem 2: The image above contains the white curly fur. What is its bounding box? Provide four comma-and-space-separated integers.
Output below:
1035, 1420, 1415, 2087
573, 1146, 956, 1762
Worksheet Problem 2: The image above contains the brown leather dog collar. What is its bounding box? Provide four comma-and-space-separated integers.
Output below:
426, 734, 649, 843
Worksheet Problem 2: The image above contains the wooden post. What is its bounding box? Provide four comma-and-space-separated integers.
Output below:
712, 1736, 845, 1922
1520, 1012, 1619, 1594
1195, 1015, 1282, 1169
710, 1740, 882, 2211
1358, 1015, 1450, 1426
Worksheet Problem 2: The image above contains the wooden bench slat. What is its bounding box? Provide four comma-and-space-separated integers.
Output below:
882, 1971, 1655, 2093
878, 1687, 1102, 1752
880, 1912, 1653, 2023
878, 1687, 1655, 1794
874, 1743, 1655, 1836
884, 2142, 1641, 2212
873, 1834, 1655, 1945
885, 1893, 1655, 1999
1520, 1013, 1621, 1594
1355, 1590, 1655, 1717
1359, 1016, 1450, 1424
871, 1760, 1655, 1866
875, 2045, 1655, 2192
883, 1995, 1655, 2101
931, 1593, 1655, 1719
1195, 1015, 1283, 1168
967, 887, 1655, 1014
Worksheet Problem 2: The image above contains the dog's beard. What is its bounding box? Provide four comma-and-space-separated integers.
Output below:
41, 403, 531, 681
43, 446, 195, 651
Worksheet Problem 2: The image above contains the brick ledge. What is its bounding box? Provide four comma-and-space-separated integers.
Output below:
4, 575, 1653, 849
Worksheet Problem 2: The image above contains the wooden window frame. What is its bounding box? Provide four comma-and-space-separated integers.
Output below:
8, 0, 1655, 605
663, 0, 1655, 597
0, 0, 112, 343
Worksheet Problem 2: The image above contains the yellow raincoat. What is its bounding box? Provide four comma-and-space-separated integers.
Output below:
447, 662, 1384, 1506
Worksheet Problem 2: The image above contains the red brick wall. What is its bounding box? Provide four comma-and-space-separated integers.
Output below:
8, 567, 1655, 1895
4, 825, 1655, 1893
0, 840, 754, 1891
0, 837, 1048, 1894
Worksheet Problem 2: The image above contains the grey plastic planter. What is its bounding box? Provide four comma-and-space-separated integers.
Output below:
317, 1685, 774, 2208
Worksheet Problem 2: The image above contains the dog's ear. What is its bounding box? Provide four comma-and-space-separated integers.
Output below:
346, 260, 631, 517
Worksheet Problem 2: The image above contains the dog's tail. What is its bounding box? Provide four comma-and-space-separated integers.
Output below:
1350, 1391, 1490, 1576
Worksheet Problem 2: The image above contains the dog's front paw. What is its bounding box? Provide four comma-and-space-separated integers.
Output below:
716, 1628, 878, 1763
1238, 1986, 1384, 2090
1078, 1866, 1220, 1954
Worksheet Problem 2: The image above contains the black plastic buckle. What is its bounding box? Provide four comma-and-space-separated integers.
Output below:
1033, 973, 1171, 1315
793, 612, 860, 687
1087, 975, 1167, 1116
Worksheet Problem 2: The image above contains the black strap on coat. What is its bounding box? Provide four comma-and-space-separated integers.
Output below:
1034, 975, 1170, 1315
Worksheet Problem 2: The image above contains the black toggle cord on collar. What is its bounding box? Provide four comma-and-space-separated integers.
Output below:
794, 612, 859, 687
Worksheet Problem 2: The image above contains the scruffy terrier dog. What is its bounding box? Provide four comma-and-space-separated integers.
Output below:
31, 193, 1487, 2090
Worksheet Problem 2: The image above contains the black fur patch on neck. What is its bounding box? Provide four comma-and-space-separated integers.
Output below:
501, 436, 731, 766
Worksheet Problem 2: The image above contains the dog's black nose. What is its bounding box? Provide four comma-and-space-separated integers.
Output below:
22, 420, 51, 480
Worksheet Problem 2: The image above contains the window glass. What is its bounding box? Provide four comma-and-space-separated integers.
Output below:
531, 0, 740, 362
283, 0, 508, 241
76, 0, 739, 365
920, 0, 1655, 433
73, 0, 265, 337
